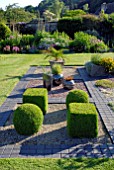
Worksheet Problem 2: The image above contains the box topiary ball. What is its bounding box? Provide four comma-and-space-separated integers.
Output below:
13, 103, 43, 135
66, 89, 89, 108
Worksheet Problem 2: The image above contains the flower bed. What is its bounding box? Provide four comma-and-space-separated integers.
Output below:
95, 78, 114, 98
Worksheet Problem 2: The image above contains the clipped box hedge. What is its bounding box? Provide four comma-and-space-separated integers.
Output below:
66, 89, 89, 108
13, 103, 43, 135
67, 103, 98, 138
23, 88, 48, 115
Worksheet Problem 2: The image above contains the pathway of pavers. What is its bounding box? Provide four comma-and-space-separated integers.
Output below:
0, 66, 114, 158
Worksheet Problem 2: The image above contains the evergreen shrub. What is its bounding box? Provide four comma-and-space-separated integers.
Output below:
69, 32, 108, 53
66, 89, 89, 108
13, 103, 43, 135
67, 103, 98, 138
0, 22, 11, 40
52, 64, 62, 75
23, 88, 48, 115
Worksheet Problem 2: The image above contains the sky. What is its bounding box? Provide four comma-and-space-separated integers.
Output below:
0, 0, 42, 10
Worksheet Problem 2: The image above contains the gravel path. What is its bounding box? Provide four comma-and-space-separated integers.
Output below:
0, 104, 111, 146
26, 79, 89, 98
0, 67, 112, 146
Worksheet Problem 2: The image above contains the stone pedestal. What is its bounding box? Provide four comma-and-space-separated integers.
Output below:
85, 62, 107, 77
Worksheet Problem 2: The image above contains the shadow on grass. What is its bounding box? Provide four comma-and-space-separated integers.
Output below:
1, 75, 22, 81
1, 72, 43, 82
57, 158, 110, 169
0, 95, 8, 98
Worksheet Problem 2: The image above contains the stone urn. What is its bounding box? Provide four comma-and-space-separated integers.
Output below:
49, 60, 64, 69
53, 74, 64, 86
43, 73, 53, 91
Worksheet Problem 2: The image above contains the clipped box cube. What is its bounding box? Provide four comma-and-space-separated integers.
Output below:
23, 88, 48, 115
67, 103, 98, 138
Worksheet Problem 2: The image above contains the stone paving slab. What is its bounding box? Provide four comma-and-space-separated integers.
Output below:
0, 66, 114, 158
0, 144, 114, 158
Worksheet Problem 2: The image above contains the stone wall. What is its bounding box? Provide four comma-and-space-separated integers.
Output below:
25, 21, 58, 33
45, 22, 58, 32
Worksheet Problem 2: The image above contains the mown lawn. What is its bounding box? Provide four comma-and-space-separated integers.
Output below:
0, 158, 114, 170
0, 52, 113, 106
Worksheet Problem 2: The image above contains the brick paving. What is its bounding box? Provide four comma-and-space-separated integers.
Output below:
0, 66, 114, 158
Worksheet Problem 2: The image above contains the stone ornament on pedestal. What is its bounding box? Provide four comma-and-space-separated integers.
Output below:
85, 62, 107, 77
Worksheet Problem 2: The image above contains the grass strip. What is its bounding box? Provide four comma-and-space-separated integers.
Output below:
0, 158, 114, 170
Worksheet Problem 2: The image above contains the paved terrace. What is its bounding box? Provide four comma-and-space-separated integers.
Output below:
0, 66, 114, 158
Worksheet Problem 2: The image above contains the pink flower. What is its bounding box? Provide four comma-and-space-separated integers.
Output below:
9, 35, 14, 39
12, 46, 20, 52
3, 45, 10, 51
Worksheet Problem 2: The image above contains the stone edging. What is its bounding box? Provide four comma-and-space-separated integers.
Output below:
78, 67, 114, 144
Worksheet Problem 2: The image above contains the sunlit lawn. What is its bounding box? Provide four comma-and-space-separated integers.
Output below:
0, 53, 113, 106
0, 158, 114, 170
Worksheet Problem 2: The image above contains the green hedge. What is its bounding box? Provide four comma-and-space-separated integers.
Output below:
58, 17, 83, 38
13, 103, 43, 135
63, 9, 86, 17
66, 89, 89, 108
67, 103, 98, 138
58, 15, 99, 38
23, 88, 48, 115
58, 13, 114, 46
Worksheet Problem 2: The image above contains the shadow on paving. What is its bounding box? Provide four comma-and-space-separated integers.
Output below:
7, 93, 23, 99
23, 73, 42, 80
0, 117, 112, 158
19, 132, 112, 157
0, 124, 110, 146
49, 87, 68, 95
0, 128, 29, 146
44, 108, 66, 125
0, 104, 111, 149
17, 88, 26, 93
